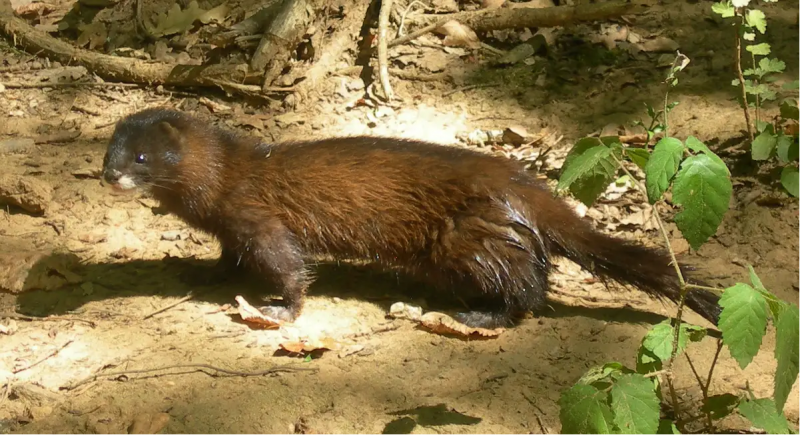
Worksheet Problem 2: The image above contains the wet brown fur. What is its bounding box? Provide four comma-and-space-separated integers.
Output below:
102, 108, 722, 328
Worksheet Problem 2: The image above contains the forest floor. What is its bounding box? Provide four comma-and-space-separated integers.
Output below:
0, 0, 798, 433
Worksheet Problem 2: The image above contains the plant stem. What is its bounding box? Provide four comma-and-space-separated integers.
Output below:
735, 11, 755, 143
611, 151, 688, 423
664, 90, 670, 138
751, 52, 760, 126
685, 283, 723, 293
685, 352, 714, 430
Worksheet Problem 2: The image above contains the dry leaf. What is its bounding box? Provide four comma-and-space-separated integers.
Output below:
279, 336, 340, 354
236, 295, 282, 328
502, 126, 528, 146
76, 21, 107, 50
388, 302, 423, 320
639, 36, 679, 53
150, 1, 228, 38
15, 2, 53, 18
419, 312, 505, 337
129, 412, 170, 434
436, 21, 480, 49
482, 0, 505, 8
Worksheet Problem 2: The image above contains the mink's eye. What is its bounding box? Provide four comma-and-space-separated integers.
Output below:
135, 153, 147, 164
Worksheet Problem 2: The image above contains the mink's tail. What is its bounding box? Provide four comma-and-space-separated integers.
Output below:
529, 187, 722, 325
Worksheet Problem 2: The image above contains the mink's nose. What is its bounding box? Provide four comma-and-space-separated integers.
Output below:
103, 169, 122, 184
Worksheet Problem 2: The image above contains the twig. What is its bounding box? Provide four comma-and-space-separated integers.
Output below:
704, 340, 724, 395
442, 83, 498, 97
397, 0, 427, 36
734, 9, 754, 143
643, 369, 667, 378
685, 283, 724, 293
2, 81, 141, 89
142, 292, 197, 320
2, 312, 96, 327
13, 340, 73, 374
62, 362, 317, 391
377, 0, 395, 100
685, 351, 714, 430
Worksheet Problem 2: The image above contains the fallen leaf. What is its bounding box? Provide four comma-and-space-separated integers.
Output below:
639, 36, 679, 53
279, 336, 340, 354
435, 21, 480, 49
150, 1, 227, 38
502, 126, 528, 146
76, 21, 107, 50
419, 312, 505, 337
236, 295, 282, 328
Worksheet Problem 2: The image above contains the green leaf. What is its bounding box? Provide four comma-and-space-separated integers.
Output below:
719, 283, 769, 369
578, 362, 628, 386
746, 9, 767, 33
780, 100, 799, 121
783, 80, 800, 90
747, 265, 787, 323
712, 1, 735, 17
781, 166, 799, 197
759, 58, 786, 74
639, 320, 705, 364
746, 43, 771, 56
656, 419, 680, 434
626, 148, 650, 171
685, 136, 727, 168
609, 374, 660, 434
748, 264, 765, 290
752, 131, 778, 160
702, 394, 740, 420
672, 154, 732, 250
559, 384, 615, 434
743, 32, 756, 41
645, 137, 685, 203
774, 305, 799, 411
757, 121, 774, 134
738, 398, 792, 434
559, 138, 607, 190
773, 305, 800, 411
776, 135, 797, 163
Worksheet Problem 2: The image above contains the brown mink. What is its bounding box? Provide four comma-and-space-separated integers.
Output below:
101, 108, 721, 328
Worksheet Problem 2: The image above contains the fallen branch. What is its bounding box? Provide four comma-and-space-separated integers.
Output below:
13, 340, 73, 374
377, 0, 394, 100
2, 312, 96, 327
250, 0, 313, 91
0, 0, 262, 90
62, 362, 317, 391
390, 0, 650, 49
142, 292, 197, 320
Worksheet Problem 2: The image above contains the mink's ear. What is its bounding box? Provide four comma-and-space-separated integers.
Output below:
158, 121, 184, 149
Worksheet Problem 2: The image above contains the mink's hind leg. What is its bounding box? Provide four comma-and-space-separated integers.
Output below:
429, 209, 551, 329
229, 217, 312, 323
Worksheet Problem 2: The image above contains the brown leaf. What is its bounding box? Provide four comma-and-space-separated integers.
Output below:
639, 36, 680, 53
436, 21, 480, 49
279, 336, 340, 354
502, 126, 528, 146
236, 295, 282, 328
76, 21, 107, 50
419, 312, 505, 337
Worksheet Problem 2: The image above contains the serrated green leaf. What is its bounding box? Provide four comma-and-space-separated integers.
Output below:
746, 43, 771, 56
780, 100, 800, 121
559, 384, 615, 434
776, 135, 797, 163
743, 32, 756, 41
639, 320, 705, 365
748, 265, 765, 290
672, 154, 732, 250
748, 265, 787, 322
752, 131, 778, 160
712, 1, 735, 17
746, 9, 767, 33
761, 89, 778, 101
645, 137, 685, 204
657, 419, 680, 434
732, 0, 750, 6
719, 283, 769, 369
685, 136, 727, 169
609, 374, 660, 434
774, 305, 799, 411
626, 148, 650, 171
757, 121, 774, 134
781, 166, 799, 197
738, 398, 792, 434
702, 394, 740, 420
759, 58, 786, 74
578, 362, 626, 386
559, 138, 607, 190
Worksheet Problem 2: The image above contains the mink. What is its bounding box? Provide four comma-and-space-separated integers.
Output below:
101, 108, 722, 328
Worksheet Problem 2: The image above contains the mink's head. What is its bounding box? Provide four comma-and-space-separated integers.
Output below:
102, 108, 192, 191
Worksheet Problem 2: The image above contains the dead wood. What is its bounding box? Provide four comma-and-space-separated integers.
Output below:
212, 0, 282, 47
402, 0, 649, 38
0, 0, 261, 90
377, 0, 394, 100
250, 0, 314, 91
292, 0, 371, 102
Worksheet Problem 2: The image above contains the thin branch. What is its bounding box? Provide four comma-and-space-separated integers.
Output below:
377, 0, 395, 100
62, 362, 317, 391
685, 283, 724, 293
705, 340, 724, 395
685, 352, 713, 429
142, 292, 197, 320
13, 340, 73, 374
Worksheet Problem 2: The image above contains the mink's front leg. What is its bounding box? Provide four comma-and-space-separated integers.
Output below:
180, 247, 242, 286
229, 216, 311, 323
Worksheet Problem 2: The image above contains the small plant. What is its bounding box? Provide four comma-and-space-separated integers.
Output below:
556, 53, 799, 433
750, 86, 800, 197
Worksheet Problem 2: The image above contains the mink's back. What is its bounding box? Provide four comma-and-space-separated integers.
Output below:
203, 136, 546, 264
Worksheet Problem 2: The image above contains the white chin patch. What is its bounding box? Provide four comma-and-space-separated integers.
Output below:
117, 175, 138, 190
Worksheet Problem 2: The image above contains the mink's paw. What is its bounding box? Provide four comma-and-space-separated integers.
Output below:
454, 311, 515, 329
258, 305, 297, 323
